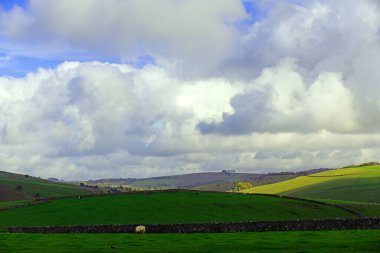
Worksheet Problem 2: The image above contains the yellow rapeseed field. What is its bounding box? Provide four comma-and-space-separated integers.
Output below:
241, 165, 380, 195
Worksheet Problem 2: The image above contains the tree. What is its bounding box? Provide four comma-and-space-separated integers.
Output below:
16, 185, 23, 191
231, 181, 253, 192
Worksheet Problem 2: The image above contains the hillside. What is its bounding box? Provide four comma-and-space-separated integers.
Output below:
87, 172, 261, 189
86, 168, 330, 191
241, 165, 380, 203
0, 170, 93, 202
0, 191, 355, 231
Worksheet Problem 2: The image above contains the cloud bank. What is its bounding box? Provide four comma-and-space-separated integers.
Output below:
0, 0, 380, 179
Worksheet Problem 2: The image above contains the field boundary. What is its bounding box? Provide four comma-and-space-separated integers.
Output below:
0, 199, 48, 211
8, 218, 380, 234
244, 193, 363, 217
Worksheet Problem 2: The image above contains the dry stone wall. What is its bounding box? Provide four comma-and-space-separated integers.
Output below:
8, 218, 380, 234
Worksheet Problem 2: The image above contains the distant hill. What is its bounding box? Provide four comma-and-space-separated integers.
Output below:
0, 170, 93, 202
86, 168, 331, 191
88, 172, 261, 189
241, 164, 380, 203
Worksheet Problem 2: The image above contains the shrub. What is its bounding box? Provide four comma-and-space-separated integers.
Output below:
232, 181, 254, 192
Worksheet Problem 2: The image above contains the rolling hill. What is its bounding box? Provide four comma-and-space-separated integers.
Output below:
241, 165, 380, 203
87, 172, 261, 189
86, 168, 330, 190
0, 170, 93, 202
0, 191, 355, 231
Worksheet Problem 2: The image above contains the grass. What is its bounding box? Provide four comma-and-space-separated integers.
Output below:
311, 198, 380, 218
0, 191, 355, 231
193, 182, 236, 192
242, 165, 380, 203
0, 200, 32, 209
1, 230, 379, 252
285, 177, 380, 203
0, 171, 91, 200
344, 205, 380, 217
193, 175, 300, 192
129, 179, 177, 188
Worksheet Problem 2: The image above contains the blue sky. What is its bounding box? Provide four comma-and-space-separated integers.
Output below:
0, 0, 28, 11
0, 0, 262, 77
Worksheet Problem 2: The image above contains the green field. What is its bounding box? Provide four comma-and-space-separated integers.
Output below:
0, 192, 355, 231
0, 171, 92, 201
0, 200, 32, 209
242, 165, 380, 203
310, 198, 380, 218
285, 177, 380, 203
344, 205, 380, 217
1, 230, 379, 252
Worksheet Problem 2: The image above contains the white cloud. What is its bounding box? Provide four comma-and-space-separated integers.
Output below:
206, 0, 380, 134
0, 61, 245, 179
0, 61, 380, 179
0, 0, 246, 73
199, 59, 358, 134
1, 0, 380, 179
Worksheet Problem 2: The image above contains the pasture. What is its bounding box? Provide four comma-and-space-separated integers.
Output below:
0, 191, 355, 231
242, 165, 380, 203
0, 200, 32, 209
0, 171, 91, 201
1, 230, 379, 252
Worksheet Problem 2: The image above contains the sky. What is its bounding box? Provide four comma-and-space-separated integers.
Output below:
0, 0, 380, 180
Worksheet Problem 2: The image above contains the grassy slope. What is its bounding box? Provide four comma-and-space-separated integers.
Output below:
192, 182, 236, 192
0, 192, 354, 231
344, 205, 380, 217
0, 171, 92, 201
193, 174, 300, 192
1, 230, 379, 253
311, 199, 380, 217
242, 165, 380, 203
127, 173, 259, 189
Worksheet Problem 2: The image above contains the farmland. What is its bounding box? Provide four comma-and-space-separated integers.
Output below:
1, 230, 379, 253
1, 167, 379, 252
0, 191, 355, 231
242, 165, 380, 203
0, 171, 92, 201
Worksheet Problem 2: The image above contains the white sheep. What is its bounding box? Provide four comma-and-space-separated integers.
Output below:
135, 225, 146, 234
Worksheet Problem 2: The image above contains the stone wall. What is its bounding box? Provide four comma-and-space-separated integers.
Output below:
8, 218, 380, 234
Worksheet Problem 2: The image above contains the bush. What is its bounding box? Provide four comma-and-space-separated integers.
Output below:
232, 182, 253, 192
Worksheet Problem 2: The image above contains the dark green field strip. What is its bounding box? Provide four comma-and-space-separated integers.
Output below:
1, 230, 379, 253
285, 177, 380, 203
0, 192, 354, 231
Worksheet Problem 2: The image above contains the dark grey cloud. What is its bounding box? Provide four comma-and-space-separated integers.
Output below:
200, 0, 380, 135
